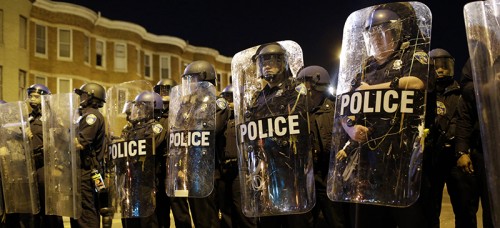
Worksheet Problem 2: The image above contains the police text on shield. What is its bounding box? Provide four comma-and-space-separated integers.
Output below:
239, 115, 301, 141
169, 131, 211, 147
110, 138, 153, 159
339, 89, 418, 116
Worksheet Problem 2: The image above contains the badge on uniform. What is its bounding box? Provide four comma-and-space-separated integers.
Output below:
152, 123, 163, 134
436, 101, 446, 116
392, 59, 403, 70
413, 51, 429, 64
216, 97, 228, 110
86, 114, 97, 125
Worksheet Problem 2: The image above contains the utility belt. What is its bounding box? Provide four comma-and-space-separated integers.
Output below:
82, 149, 101, 171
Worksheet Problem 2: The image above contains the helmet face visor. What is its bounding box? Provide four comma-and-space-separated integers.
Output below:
182, 74, 200, 96
433, 58, 454, 78
129, 101, 152, 122
155, 85, 172, 97
256, 54, 284, 79
363, 21, 402, 59
221, 92, 233, 103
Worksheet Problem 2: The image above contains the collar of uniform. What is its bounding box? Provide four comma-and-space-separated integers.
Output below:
443, 80, 460, 95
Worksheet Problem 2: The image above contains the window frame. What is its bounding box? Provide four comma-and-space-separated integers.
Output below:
57, 28, 72, 60
95, 39, 106, 69
114, 42, 128, 72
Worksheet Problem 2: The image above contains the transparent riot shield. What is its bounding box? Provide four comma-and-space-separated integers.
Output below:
232, 40, 313, 217
0, 101, 40, 214
464, 0, 500, 225
167, 81, 216, 198
327, 2, 431, 207
106, 80, 156, 218
42, 93, 80, 218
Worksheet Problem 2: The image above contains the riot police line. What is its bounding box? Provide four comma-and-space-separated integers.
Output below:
0, 1, 498, 228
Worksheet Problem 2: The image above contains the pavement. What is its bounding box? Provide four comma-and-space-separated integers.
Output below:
62, 186, 483, 227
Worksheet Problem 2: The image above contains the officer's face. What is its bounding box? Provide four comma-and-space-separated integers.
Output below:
364, 21, 401, 61
258, 54, 283, 80
433, 58, 454, 78
130, 101, 152, 122
28, 92, 42, 107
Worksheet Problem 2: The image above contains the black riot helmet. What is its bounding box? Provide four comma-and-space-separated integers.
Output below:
130, 91, 163, 122
154, 79, 177, 96
297, 65, 330, 92
220, 84, 233, 103
363, 3, 418, 61
154, 79, 177, 110
27, 84, 51, 110
252, 42, 290, 83
182, 60, 216, 85
74, 82, 106, 108
27, 84, 51, 96
429, 48, 455, 79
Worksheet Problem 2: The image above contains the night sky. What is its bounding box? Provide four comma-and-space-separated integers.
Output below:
54, 0, 473, 76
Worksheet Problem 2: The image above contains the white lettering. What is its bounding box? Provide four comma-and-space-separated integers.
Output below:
239, 115, 302, 141
400, 91, 414, 113
138, 139, 146, 155
340, 94, 350, 115
383, 90, 398, 113
169, 131, 212, 147
350, 92, 363, 114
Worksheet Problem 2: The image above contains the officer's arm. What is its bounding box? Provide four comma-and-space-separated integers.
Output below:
77, 115, 100, 150
215, 98, 230, 134
356, 76, 424, 90
455, 95, 473, 156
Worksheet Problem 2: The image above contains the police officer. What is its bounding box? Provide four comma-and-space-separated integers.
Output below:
26, 84, 65, 228
73, 82, 106, 228
298, 66, 350, 228
180, 60, 221, 228
248, 42, 312, 227
454, 59, 494, 228
426, 49, 463, 228
340, 3, 431, 227
121, 91, 164, 228
216, 84, 257, 228
153, 79, 192, 228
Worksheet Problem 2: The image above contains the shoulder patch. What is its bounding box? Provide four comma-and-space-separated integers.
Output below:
392, 59, 403, 70
152, 123, 163, 134
85, 114, 97, 125
216, 97, 228, 110
413, 51, 429, 65
295, 83, 307, 95
436, 101, 446, 116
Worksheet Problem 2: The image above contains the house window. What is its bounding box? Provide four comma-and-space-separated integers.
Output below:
136, 49, 141, 75
18, 70, 26, 100
19, 16, 27, 49
0, 66, 3, 100
216, 73, 221, 91
57, 78, 72, 94
0, 10, 3, 44
144, 53, 152, 78
83, 35, 90, 64
35, 76, 47, 85
96, 40, 106, 68
58, 29, 72, 59
35, 24, 47, 56
160, 56, 171, 79
114, 43, 127, 71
